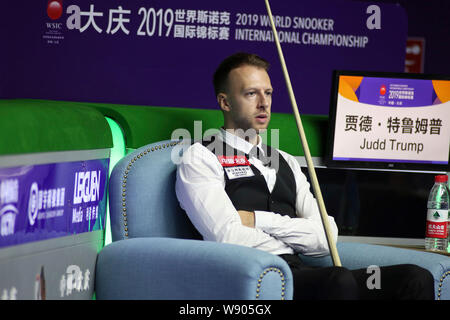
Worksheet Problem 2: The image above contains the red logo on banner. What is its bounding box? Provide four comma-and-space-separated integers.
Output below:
47, 0, 63, 20
217, 156, 250, 167
380, 85, 386, 95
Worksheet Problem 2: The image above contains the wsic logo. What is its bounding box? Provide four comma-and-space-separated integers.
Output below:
47, 0, 63, 20
46, 0, 63, 29
44, 0, 64, 44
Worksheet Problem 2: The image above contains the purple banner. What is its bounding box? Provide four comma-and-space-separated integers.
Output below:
0, 159, 109, 248
0, 0, 407, 115
357, 78, 436, 107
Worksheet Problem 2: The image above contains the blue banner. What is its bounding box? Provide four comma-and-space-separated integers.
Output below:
0, 159, 109, 248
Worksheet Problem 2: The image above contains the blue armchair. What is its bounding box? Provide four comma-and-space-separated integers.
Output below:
95, 140, 450, 300
95, 140, 292, 299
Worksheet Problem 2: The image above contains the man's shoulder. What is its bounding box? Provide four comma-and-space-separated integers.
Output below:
182, 139, 213, 156
178, 137, 220, 167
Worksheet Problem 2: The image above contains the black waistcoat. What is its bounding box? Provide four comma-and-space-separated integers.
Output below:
202, 136, 297, 218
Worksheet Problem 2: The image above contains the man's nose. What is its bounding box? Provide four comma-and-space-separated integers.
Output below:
258, 93, 269, 108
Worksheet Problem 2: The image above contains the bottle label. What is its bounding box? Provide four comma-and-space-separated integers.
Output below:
426, 209, 449, 239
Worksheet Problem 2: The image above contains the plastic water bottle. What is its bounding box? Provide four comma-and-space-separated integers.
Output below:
425, 175, 449, 251
447, 182, 450, 253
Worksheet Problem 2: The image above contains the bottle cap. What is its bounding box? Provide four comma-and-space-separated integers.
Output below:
435, 175, 448, 183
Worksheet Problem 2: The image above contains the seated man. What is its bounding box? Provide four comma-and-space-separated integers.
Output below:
175, 52, 434, 300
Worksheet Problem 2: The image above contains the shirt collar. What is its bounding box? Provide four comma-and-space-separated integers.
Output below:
219, 128, 264, 155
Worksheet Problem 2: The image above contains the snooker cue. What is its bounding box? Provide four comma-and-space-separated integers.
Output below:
264, 0, 342, 267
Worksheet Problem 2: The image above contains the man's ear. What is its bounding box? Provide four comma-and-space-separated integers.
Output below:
217, 93, 231, 112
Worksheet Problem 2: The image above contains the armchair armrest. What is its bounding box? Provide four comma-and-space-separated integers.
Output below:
95, 237, 293, 300
299, 242, 450, 300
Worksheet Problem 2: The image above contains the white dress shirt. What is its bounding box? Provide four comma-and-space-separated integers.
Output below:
175, 128, 338, 256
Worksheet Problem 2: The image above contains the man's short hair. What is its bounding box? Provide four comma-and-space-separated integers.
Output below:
213, 52, 270, 96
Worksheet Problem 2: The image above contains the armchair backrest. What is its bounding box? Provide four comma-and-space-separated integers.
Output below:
109, 140, 200, 241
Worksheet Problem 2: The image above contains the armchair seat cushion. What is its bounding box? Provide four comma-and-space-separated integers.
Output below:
95, 237, 293, 300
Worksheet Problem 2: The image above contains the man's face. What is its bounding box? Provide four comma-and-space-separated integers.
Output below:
219, 65, 273, 133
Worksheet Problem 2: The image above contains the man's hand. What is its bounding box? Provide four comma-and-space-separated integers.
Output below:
237, 210, 255, 228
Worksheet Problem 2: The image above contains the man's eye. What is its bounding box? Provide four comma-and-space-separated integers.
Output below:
246, 92, 256, 96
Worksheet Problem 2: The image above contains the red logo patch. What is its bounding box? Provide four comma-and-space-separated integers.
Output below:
217, 156, 250, 167
47, 0, 63, 20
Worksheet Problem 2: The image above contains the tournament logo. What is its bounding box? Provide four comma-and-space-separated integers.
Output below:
43, 0, 65, 45
47, 0, 63, 20
378, 84, 387, 105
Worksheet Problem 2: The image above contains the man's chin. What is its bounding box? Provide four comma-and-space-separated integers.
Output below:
254, 123, 270, 133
